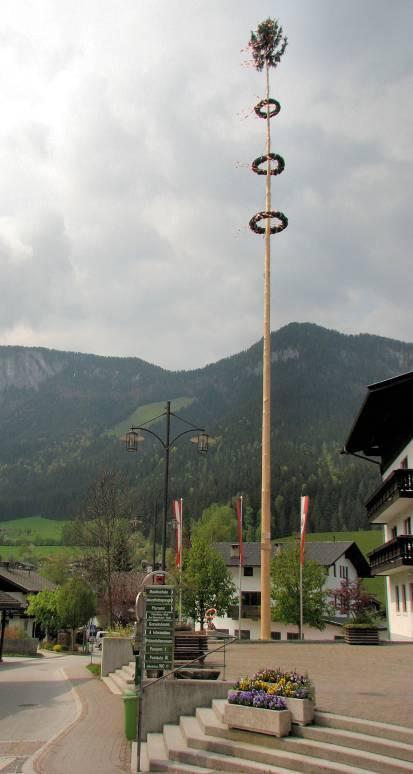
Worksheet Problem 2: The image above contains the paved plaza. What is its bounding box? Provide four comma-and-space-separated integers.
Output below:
1, 641, 412, 773
220, 640, 413, 728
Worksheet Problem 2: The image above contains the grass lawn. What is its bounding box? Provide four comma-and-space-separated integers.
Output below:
0, 544, 85, 561
0, 515, 69, 542
109, 396, 195, 436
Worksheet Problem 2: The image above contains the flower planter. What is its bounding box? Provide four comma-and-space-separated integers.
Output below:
284, 697, 315, 725
223, 702, 291, 737
344, 626, 380, 645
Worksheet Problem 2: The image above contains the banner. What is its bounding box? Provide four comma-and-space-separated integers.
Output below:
300, 495, 309, 567
172, 499, 183, 569
235, 496, 244, 566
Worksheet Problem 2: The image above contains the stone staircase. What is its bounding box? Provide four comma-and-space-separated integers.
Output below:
102, 659, 135, 695
138, 698, 413, 773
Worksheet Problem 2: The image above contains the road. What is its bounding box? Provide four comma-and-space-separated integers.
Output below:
0, 654, 89, 773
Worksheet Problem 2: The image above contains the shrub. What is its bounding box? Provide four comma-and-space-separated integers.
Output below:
41, 641, 55, 651
53, 644, 63, 652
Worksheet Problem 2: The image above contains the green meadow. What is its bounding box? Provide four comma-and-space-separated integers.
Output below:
109, 397, 195, 437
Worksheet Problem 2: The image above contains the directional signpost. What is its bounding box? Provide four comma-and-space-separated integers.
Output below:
144, 585, 175, 672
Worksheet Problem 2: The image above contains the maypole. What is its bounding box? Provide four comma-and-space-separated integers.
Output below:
248, 19, 288, 640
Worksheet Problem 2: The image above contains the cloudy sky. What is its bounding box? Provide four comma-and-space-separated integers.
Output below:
0, 1, 412, 369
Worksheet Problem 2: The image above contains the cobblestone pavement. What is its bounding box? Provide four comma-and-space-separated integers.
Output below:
219, 640, 413, 728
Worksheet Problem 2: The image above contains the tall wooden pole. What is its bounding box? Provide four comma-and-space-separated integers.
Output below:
260, 62, 272, 640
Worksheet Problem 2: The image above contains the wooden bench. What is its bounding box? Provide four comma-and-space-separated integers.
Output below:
174, 632, 209, 663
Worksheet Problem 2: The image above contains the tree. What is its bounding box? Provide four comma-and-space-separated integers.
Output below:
56, 576, 96, 651
39, 555, 70, 586
192, 503, 238, 543
180, 537, 237, 629
270, 545, 328, 633
26, 589, 62, 641
328, 579, 378, 624
76, 469, 131, 627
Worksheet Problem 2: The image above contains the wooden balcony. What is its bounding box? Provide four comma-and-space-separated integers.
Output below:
366, 468, 413, 523
229, 605, 260, 620
368, 535, 413, 575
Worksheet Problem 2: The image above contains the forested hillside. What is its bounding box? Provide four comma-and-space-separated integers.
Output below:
1, 322, 412, 537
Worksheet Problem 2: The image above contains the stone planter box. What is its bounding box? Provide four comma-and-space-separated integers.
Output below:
284, 697, 315, 725
344, 626, 380, 645
223, 702, 291, 737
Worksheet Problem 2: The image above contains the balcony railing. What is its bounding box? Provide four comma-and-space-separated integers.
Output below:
228, 605, 261, 620
368, 535, 413, 575
366, 468, 413, 522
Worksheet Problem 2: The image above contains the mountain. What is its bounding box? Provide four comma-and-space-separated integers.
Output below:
1, 323, 413, 537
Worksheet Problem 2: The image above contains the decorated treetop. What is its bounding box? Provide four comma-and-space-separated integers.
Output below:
248, 18, 288, 71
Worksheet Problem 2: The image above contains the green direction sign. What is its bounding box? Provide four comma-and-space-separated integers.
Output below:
143, 585, 175, 670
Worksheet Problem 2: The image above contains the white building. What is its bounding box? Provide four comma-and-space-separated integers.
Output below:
212, 540, 371, 641
344, 371, 413, 641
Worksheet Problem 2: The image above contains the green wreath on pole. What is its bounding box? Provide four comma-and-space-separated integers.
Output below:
254, 98, 280, 119
252, 153, 285, 176
249, 210, 288, 235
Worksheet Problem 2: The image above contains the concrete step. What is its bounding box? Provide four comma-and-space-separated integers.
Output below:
315, 711, 413, 745
180, 714, 373, 773
101, 674, 122, 695
294, 722, 413, 763
116, 665, 135, 684
109, 670, 130, 692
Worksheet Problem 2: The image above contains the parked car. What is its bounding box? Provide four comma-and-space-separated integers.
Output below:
95, 630, 108, 649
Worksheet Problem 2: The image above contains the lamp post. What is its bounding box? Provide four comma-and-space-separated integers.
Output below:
125, 400, 208, 571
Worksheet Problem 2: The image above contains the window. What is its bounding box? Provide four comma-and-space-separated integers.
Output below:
270, 631, 281, 640
402, 585, 407, 613
243, 566, 253, 577
333, 564, 336, 577
404, 517, 412, 535
287, 632, 300, 640
339, 565, 349, 579
395, 585, 400, 612
392, 526, 398, 540
400, 456, 408, 469
242, 591, 261, 606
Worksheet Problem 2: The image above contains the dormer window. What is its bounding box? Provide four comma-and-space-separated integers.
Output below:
230, 544, 240, 559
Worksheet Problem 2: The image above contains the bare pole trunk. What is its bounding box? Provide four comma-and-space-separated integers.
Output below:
260, 61, 272, 640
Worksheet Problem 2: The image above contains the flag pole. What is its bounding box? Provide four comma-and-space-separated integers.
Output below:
238, 495, 243, 640
179, 497, 183, 622
299, 559, 303, 641
299, 495, 309, 641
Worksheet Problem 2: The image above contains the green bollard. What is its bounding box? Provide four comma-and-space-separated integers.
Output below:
123, 689, 138, 741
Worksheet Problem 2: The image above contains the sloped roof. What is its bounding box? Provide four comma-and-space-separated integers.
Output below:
0, 565, 56, 593
214, 540, 370, 577
0, 589, 26, 610
343, 370, 413, 462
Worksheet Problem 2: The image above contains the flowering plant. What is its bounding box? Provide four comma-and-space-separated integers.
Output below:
233, 668, 313, 699
228, 689, 287, 711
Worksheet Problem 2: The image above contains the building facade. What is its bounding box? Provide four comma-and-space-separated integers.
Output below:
344, 371, 413, 641
212, 540, 370, 641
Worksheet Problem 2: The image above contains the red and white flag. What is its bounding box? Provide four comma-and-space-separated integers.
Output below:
235, 496, 244, 566
172, 499, 183, 569
300, 496, 309, 567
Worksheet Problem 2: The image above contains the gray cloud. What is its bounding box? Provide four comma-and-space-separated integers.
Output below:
0, 0, 412, 367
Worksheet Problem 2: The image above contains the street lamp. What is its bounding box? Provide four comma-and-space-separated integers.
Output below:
125, 400, 208, 570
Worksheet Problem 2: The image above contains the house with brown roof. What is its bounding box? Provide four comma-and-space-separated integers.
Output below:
0, 561, 56, 641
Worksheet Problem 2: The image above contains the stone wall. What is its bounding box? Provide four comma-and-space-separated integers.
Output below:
4, 637, 39, 656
